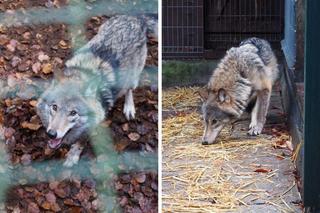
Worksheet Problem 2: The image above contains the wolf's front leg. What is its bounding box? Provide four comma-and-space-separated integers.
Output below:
123, 89, 136, 120
63, 142, 84, 167
248, 89, 271, 135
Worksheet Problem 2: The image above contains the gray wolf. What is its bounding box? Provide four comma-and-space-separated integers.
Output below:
201, 37, 279, 145
36, 15, 158, 166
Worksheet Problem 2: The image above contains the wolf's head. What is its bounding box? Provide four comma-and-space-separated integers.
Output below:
37, 80, 105, 149
200, 88, 242, 145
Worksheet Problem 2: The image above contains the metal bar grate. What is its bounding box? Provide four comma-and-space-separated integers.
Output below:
162, 0, 204, 59
163, 0, 284, 60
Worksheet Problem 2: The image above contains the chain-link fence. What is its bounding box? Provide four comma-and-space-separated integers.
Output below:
0, 0, 158, 212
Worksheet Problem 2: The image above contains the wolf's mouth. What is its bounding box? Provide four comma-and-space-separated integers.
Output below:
48, 138, 63, 149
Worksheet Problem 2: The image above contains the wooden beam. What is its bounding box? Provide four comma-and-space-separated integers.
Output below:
304, 0, 320, 209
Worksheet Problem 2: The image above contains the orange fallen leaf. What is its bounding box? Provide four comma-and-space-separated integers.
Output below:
59, 40, 69, 49
254, 168, 272, 173
41, 201, 51, 210
42, 63, 53, 74
21, 121, 41, 131
29, 100, 38, 107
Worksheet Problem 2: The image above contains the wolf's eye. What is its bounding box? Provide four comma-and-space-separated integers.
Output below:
70, 110, 77, 116
212, 119, 217, 125
52, 104, 57, 111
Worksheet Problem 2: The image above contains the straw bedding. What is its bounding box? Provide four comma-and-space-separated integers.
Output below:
162, 87, 301, 213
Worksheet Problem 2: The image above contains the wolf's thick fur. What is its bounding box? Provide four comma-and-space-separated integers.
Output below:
37, 15, 157, 166
202, 38, 279, 145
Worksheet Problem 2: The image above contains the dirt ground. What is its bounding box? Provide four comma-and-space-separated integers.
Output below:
162, 86, 302, 212
0, 1, 158, 212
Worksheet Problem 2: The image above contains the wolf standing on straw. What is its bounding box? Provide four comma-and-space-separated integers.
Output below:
200, 37, 279, 145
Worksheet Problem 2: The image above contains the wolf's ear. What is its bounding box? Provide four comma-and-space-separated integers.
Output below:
197, 88, 209, 102
218, 89, 231, 103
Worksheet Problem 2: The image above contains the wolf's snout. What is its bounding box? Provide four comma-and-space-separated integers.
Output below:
47, 129, 57, 139
202, 133, 211, 145
202, 140, 209, 145
202, 135, 212, 145
202, 124, 224, 145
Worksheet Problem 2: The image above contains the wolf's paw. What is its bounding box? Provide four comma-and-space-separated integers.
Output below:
63, 156, 79, 167
123, 103, 136, 120
248, 122, 263, 136
63, 144, 83, 167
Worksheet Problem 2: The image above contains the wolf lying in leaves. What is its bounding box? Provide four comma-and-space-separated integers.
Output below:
37, 15, 157, 166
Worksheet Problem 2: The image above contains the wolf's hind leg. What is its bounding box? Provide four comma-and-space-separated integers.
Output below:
123, 89, 136, 120
63, 143, 84, 167
248, 89, 271, 135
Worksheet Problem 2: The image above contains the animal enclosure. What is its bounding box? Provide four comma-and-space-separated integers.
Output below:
0, 0, 158, 212
162, 0, 284, 59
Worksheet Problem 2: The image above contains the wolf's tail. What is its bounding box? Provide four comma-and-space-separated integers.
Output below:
239, 37, 274, 66
140, 14, 158, 39
240, 37, 279, 82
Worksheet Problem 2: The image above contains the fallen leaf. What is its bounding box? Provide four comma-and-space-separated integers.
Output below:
276, 155, 285, 160
4, 99, 12, 107
22, 32, 31, 40
0, 35, 9, 45
17, 62, 29, 72
42, 63, 53, 74
51, 203, 61, 212
12, 207, 21, 213
21, 121, 41, 131
41, 201, 51, 210
54, 187, 67, 198
134, 173, 146, 183
21, 154, 32, 165
45, 191, 56, 203
32, 62, 41, 73
38, 53, 50, 62
64, 198, 75, 206
122, 123, 129, 132
4, 127, 15, 138
49, 181, 59, 190
29, 100, 38, 107
69, 207, 81, 213
115, 139, 130, 152
7, 39, 18, 52
45, 147, 53, 155
128, 132, 140, 141
254, 168, 272, 173
59, 40, 69, 49
119, 196, 128, 207
11, 56, 21, 67
27, 202, 40, 213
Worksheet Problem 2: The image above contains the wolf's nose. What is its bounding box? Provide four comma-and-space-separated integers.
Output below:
202, 141, 209, 145
47, 129, 57, 139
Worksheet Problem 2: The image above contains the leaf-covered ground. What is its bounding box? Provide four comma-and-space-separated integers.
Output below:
0, 1, 158, 212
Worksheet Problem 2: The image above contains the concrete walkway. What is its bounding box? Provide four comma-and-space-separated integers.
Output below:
162, 86, 302, 212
